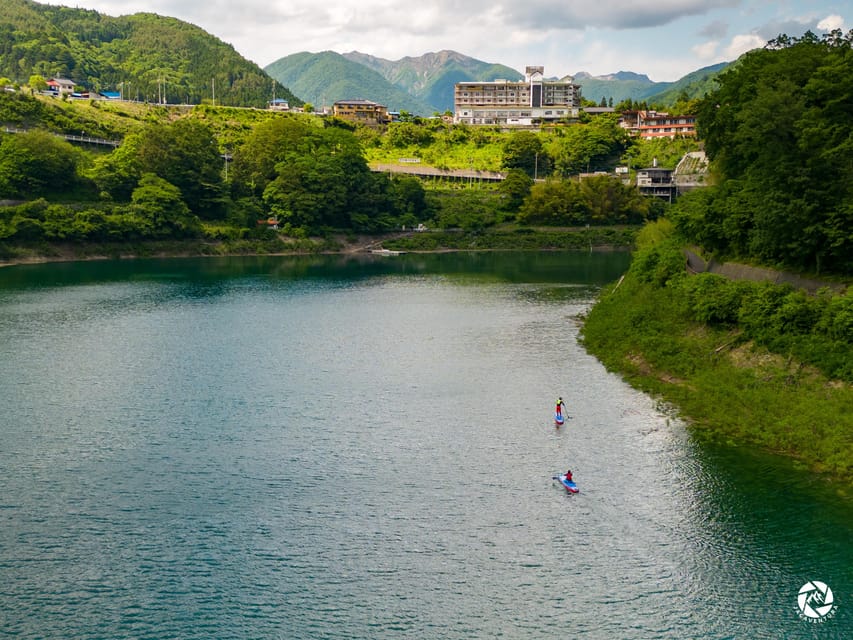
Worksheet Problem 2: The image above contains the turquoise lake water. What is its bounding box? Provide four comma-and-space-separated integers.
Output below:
0, 252, 850, 639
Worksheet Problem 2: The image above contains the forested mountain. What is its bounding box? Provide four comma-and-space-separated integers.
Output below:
264, 52, 436, 115
573, 64, 729, 105
0, 0, 299, 108
269, 47, 728, 113
573, 71, 662, 105
671, 30, 853, 274
644, 62, 729, 105
342, 50, 523, 113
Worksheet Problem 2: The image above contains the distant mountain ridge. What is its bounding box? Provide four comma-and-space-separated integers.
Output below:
572, 63, 729, 104
571, 71, 663, 104
1, 0, 729, 114
575, 71, 653, 83
342, 50, 523, 113
264, 52, 436, 115
268, 49, 728, 114
266, 50, 523, 114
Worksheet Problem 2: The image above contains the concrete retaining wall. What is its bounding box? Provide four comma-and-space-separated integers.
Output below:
683, 248, 845, 294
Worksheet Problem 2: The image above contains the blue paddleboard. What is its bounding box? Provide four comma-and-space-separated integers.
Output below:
557, 474, 579, 493
554, 412, 564, 425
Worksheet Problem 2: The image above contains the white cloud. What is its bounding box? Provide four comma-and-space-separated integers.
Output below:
692, 40, 721, 61
817, 14, 845, 31
724, 33, 766, 59
494, 0, 740, 30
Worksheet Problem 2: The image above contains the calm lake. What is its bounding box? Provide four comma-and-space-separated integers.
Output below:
0, 251, 850, 639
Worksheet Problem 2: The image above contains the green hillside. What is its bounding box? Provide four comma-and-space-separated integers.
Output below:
0, 0, 299, 108
574, 71, 662, 105
644, 62, 729, 105
574, 65, 729, 106
264, 51, 435, 115
343, 50, 523, 113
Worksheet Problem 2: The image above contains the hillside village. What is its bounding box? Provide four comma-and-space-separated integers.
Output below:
15, 66, 697, 138
7, 63, 704, 196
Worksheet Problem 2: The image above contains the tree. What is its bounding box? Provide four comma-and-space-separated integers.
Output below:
136, 119, 225, 218
385, 122, 434, 148
578, 175, 649, 224
499, 168, 534, 211
546, 115, 629, 176
88, 131, 143, 201
229, 117, 316, 198
262, 153, 347, 231
517, 179, 588, 225
129, 173, 200, 238
693, 29, 853, 273
389, 176, 429, 221
0, 130, 82, 198
502, 131, 549, 178
27, 74, 47, 95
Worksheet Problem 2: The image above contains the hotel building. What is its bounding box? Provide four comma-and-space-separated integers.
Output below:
454, 66, 581, 126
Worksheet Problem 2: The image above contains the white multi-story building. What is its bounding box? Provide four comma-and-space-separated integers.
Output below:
454, 66, 581, 126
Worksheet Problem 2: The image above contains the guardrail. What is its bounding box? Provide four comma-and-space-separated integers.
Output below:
2, 126, 120, 147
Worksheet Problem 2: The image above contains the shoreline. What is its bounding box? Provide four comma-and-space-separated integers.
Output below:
0, 235, 634, 269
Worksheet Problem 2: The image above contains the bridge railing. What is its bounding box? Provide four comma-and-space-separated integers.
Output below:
2, 126, 120, 147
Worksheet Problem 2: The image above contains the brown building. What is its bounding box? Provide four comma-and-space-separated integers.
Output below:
620, 110, 697, 139
332, 99, 389, 124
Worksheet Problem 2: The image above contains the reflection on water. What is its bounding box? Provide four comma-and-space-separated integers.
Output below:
0, 253, 849, 640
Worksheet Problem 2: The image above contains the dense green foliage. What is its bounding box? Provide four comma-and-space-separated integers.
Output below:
582, 222, 853, 481
0, 0, 297, 108
364, 113, 684, 179
229, 117, 430, 232
518, 176, 650, 225
384, 226, 637, 252
0, 87, 693, 246
642, 62, 729, 106
542, 114, 632, 176
630, 239, 853, 382
0, 129, 85, 197
0, 101, 434, 243
674, 31, 853, 275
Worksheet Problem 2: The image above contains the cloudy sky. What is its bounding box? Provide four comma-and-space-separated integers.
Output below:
62, 0, 848, 81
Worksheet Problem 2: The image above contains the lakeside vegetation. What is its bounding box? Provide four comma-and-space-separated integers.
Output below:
0, 85, 674, 255
581, 222, 852, 484
582, 32, 853, 484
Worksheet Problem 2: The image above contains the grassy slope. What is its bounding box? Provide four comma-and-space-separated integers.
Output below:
580, 268, 853, 488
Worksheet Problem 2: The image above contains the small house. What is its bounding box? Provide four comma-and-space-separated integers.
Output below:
46, 78, 75, 95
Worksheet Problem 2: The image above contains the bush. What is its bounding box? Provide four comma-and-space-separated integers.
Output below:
630, 239, 686, 286
677, 273, 749, 326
